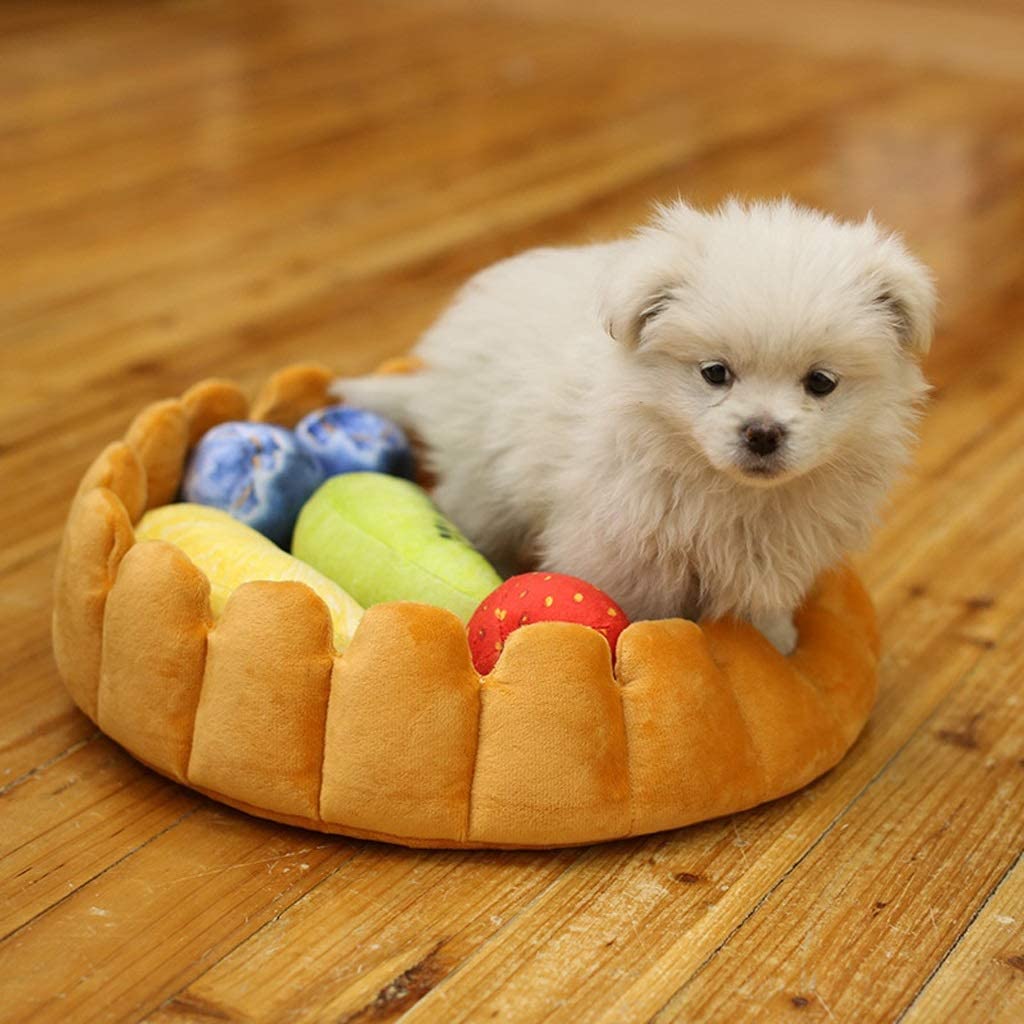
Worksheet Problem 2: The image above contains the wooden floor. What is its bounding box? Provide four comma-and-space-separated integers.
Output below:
2, 1, 1023, 1020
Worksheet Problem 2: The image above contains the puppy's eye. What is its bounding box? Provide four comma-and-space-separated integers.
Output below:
805, 370, 838, 396
700, 362, 732, 386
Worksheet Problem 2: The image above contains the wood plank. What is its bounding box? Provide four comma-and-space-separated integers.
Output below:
148, 847, 579, 1023
484, 0, 1024, 80
0, 550, 96, 786
0, 2, 434, 138
0, 737, 198, 938
1, 45, 905, 351
902, 855, 1024, 1024
0, 808, 358, 1022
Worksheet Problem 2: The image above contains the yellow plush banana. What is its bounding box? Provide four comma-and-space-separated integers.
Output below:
136, 503, 363, 650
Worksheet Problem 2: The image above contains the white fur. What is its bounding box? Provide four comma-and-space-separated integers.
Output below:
335, 199, 935, 653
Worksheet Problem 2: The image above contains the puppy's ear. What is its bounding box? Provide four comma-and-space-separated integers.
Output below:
868, 224, 937, 355
604, 279, 675, 349
602, 201, 700, 349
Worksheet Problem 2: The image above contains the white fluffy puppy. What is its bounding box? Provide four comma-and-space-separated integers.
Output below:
335, 199, 935, 653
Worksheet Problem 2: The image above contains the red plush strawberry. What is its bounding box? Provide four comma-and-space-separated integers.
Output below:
467, 572, 630, 675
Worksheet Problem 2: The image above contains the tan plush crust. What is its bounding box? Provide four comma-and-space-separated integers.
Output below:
471, 623, 631, 846
321, 603, 481, 841
73, 442, 148, 523
375, 355, 426, 376
52, 366, 881, 849
250, 362, 334, 427
53, 487, 135, 721
181, 378, 249, 445
125, 399, 189, 510
189, 581, 335, 818
99, 541, 213, 782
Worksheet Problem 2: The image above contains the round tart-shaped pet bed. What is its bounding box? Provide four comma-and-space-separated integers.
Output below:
52, 363, 880, 849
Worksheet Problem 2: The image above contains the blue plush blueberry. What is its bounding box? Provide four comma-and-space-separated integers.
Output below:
182, 422, 325, 546
294, 405, 414, 479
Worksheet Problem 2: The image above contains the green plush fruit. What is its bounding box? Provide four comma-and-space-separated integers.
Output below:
293, 473, 502, 623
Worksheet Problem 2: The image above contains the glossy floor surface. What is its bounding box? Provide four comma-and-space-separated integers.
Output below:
2, 1, 1023, 1021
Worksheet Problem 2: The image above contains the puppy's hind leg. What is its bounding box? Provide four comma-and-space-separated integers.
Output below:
749, 609, 798, 655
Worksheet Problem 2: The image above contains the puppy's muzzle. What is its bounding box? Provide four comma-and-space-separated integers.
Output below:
741, 420, 786, 457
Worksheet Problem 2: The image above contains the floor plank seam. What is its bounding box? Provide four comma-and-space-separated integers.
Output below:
0, 728, 99, 799
142, 844, 516, 1022
140, 841, 368, 1020
0, 802, 201, 945
893, 848, 1023, 1024
376, 845, 604, 1014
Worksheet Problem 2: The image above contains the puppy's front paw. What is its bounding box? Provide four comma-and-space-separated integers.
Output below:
751, 611, 798, 655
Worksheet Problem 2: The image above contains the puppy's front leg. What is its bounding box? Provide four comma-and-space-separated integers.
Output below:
750, 610, 798, 656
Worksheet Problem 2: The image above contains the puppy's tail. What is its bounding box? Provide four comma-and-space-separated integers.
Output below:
329, 373, 421, 429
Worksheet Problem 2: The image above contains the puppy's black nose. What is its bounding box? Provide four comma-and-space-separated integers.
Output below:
742, 420, 786, 457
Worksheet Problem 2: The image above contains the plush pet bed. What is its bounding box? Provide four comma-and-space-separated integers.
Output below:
52, 363, 880, 849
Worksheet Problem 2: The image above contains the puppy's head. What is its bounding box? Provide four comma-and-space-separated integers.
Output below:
603, 199, 935, 486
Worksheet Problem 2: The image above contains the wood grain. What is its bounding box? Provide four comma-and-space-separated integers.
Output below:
902, 855, 1024, 1024
1, 1, 1022, 1021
